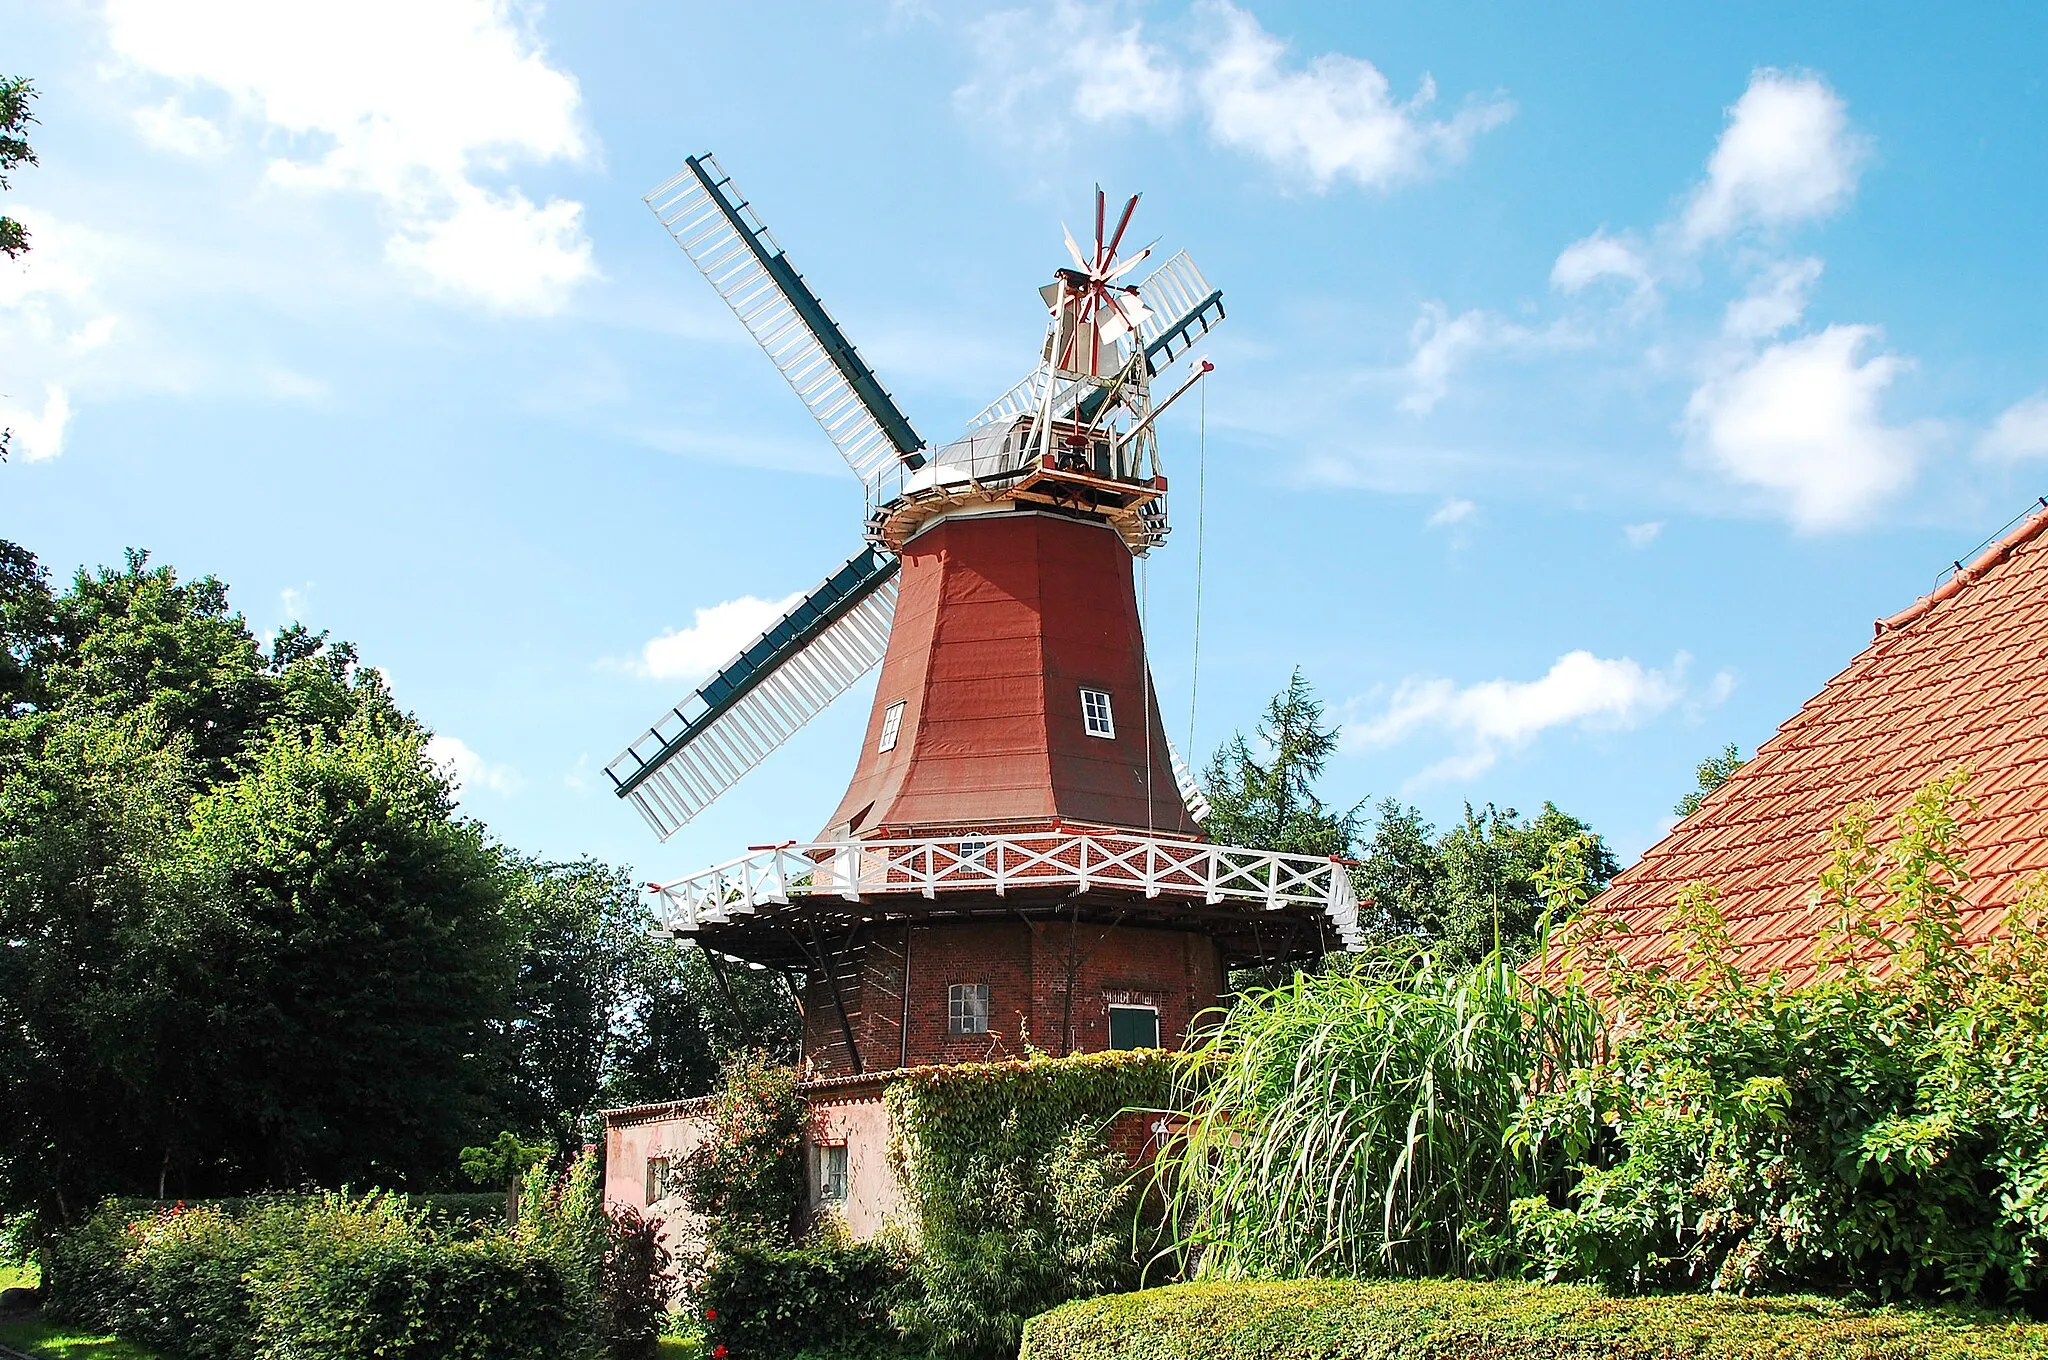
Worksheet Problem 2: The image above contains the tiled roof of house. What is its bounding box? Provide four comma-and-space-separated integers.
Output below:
1586, 501, 2048, 986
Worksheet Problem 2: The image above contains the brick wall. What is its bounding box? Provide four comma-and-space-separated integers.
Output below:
802, 919, 1222, 1077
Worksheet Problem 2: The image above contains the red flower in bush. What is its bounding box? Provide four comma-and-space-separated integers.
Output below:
704, 1307, 716, 1320
713, 1347, 727, 1358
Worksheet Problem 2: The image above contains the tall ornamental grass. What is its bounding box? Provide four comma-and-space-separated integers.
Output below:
1156, 947, 1605, 1280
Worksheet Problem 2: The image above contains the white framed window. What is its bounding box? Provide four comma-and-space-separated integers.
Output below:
644, 1156, 671, 1205
878, 700, 907, 752
957, 839, 989, 869
949, 982, 990, 1035
818, 1143, 849, 1204
1080, 687, 1115, 739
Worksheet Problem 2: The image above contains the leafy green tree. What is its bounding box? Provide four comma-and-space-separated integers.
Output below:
0, 75, 33, 263
0, 541, 53, 712
1201, 670, 1363, 858
1675, 742, 1746, 818
500, 856, 644, 1153
167, 721, 515, 1190
0, 710, 194, 1219
1420, 802, 1617, 969
605, 938, 800, 1109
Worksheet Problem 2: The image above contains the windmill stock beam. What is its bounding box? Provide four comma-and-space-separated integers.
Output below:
682, 155, 926, 467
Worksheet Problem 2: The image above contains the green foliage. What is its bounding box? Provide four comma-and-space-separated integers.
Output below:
678, 1054, 806, 1251
1201, 670, 1362, 858
461, 1132, 551, 1191
1354, 800, 1617, 969
1518, 769, 2048, 1303
0, 74, 36, 267
1675, 743, 1746, 819
45, 1192, 599, 1360
605, 939, 801, 1109
887, 1051, 1175, 1358
1020, 1279, 2048, 1360
1156, 955, 1605, 1281
697, 1231, 909, 1360
170, 720, 514, 1189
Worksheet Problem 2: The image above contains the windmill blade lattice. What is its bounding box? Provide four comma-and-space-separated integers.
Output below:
607, 548, 900, 839
647, 154, 926, 491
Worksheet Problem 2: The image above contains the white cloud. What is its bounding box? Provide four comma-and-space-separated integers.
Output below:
958, 1, 1511, 190
1978, 392, 2048, 461
0, 384, 72, 462
426, 733, 522, 794
1401, 305, 1495, 415
1346, 650, 1685, 782
103, 0, 597, 313
1624, 521, 1663, 548
1551, 230, 1652, 296
1196, 3, 1512, 190
1426, 497, 1475, 528
384, 183, 594, 311
636, 591, 804, 684
1686, 324, 1920, 532
1683, 69, 1867, 245
1722, 257, 1822, 340
133, 98, 227, 157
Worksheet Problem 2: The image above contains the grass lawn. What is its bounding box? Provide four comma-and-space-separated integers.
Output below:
0, 1262, 36, 1293
0, 1319, 159, 1360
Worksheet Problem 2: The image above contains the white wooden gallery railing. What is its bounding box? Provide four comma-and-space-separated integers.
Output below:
651, 831, 1364, 950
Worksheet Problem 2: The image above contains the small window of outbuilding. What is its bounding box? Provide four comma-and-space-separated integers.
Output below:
1107, 1005, 1160, 1051
878, 700, 907, 752
818, 1143, 848, 1204
1080, 687, 1115, 739
644, 1156, 671, 1204
949, 983, 990, 1035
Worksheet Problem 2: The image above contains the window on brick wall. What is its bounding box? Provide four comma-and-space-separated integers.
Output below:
1080, 687, 1115, 738
949, 982, 990, 1035
1108, 1005, 1160, 1050
818, 1143, 848, 1204
644, 1155, 671, 1204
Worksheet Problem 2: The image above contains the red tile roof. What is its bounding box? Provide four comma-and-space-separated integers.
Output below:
1584, 501, 2048, 987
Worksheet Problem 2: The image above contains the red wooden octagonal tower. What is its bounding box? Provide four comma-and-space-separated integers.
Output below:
607, 155, 1361, 1077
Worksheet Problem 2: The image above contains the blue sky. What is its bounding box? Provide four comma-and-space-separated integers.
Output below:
6, 0, 2047, 885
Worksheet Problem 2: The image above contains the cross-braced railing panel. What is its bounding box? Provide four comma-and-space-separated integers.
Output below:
653, 831, 1364, 949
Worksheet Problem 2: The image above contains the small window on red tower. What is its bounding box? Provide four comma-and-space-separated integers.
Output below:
878, 700, 906, 752
1080, 687, 1115, 739
948, 983, 990, 1035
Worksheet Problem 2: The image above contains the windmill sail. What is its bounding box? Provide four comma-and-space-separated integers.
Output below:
607, 547, 900, 839
647, 154, 926, 489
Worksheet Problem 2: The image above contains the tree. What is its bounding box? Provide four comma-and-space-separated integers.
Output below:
1201, 670, 1363, 858
0, 709, 194, 1219
604, 938, 801, 1110
0, 76, 33, 262
167, 721, 515, 1190
1416, 802, 1617, 968
500, 856, 644, 1153
2, 75, 40, 465
1676, 742, 1746, 818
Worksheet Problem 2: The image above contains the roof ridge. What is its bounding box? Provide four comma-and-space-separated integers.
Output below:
1874, 499, 2048, 638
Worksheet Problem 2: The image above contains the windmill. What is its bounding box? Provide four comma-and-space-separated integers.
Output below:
606, 157, 1222, 835
606, 153, 1360, 1075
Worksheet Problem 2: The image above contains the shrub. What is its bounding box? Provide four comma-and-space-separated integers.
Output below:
1518, 770, 2048, 1301
698, 1230, 909, 1360
599, 1206, 675, 1360
115, 1201, 267, 1360
1019, 1279, 2048, 1360
888, 1051, 1175, 1359
679, 1052, 806, 1250
250, 1225, 588, 1360
1155, 949, 1605, 1280
42, 1200, 135, 1329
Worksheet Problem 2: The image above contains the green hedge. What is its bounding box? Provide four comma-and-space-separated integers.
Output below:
1019, 1280, 2048, 1360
